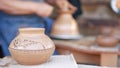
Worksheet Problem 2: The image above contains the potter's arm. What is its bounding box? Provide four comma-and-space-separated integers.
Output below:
0, 0, 53, 17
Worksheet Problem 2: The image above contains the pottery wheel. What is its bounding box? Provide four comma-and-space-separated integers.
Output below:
50, 34, 83, 40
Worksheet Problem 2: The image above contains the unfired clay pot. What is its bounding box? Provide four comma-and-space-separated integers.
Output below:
51, 2, 79, 39
96, 35, 118, 47
9, 28, 55, 65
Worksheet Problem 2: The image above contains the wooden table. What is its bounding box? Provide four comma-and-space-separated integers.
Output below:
53, 37, 120, 67
0, 55, 102, 68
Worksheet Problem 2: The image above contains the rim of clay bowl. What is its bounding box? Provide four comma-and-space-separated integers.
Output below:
19, 28, 45, 34
19, 28, 45, 31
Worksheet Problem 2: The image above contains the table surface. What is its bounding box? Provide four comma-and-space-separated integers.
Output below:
0, 55, 104, 68
54, 36, 120, 55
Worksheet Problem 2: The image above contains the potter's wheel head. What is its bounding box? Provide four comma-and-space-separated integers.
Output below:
50, 34, 83, 40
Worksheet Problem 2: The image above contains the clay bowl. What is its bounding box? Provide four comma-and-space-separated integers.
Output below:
96, 35, 118, 47
9, 47, 55, 65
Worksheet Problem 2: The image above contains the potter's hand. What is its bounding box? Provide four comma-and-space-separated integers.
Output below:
36, 3, 53, 17
116, 0, 120, 8
0, 0, 53, 17
47, 0, 77, 13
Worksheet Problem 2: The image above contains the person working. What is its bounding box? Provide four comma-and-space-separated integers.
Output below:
0, 0, 80, 56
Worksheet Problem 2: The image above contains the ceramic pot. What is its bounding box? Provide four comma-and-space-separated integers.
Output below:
96, 35, 118, 47
9, 28, 55, 65
51, 1, 79, 39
